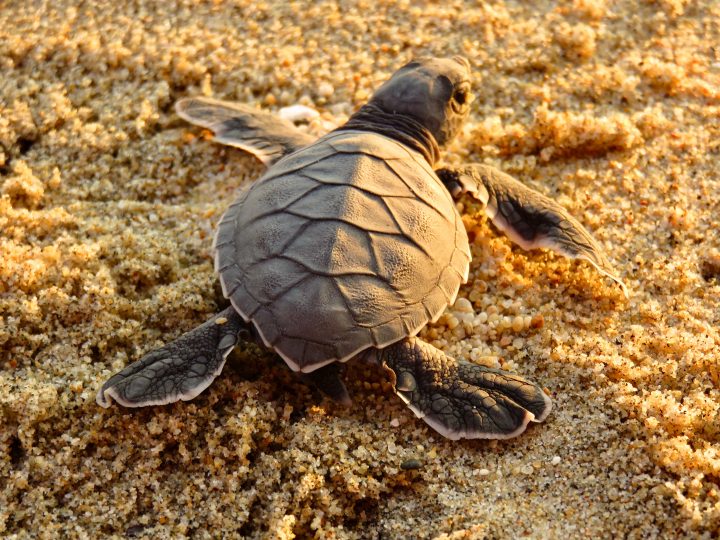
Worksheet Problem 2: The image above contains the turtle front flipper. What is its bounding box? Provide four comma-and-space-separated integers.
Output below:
96, 307, 248, 408
175, 97, 315, 166
376, 338, 551, 440
436, 165, 628, 298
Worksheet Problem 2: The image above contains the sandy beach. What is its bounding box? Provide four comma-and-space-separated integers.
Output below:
1, 0, 719, 538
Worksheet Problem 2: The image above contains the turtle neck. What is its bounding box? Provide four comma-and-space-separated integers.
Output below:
336, 103, 441, 166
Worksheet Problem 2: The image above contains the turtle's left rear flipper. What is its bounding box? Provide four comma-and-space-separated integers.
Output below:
176, 97, 315, 166
96, 307, 246, 408
437, 164, 628, 297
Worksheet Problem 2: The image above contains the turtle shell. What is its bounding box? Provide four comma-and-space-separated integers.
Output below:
214, 130, 470, 372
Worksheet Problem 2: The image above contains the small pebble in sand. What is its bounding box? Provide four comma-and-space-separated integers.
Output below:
531, 314, 545, 329
512, 315, 525, 333
317, 82, 334, 97
552, 456, 562, 466
400, 459, 423, 470
279, 104, 320, 123
474, 312, 488, 325
453, 297, 474, 313
446, 315, 460, 330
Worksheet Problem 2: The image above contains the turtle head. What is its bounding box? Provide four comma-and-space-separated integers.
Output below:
369, 56, 473, 146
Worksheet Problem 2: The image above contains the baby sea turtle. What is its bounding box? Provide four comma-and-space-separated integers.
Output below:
97, 57, 626, 439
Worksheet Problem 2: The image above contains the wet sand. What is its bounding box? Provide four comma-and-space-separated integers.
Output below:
1, 0, 719, 538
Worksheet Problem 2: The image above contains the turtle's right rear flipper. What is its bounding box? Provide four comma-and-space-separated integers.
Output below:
96, 307, 247, 408
175, 97, 315, 165
378, 338, 551, 440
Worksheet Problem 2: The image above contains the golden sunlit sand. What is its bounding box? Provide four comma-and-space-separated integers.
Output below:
1, 0, 719, 537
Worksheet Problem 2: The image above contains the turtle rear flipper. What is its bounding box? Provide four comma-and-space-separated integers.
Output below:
96, 307, 246, 408
175, 97, 315, 165
301, 363, 352, 405
437, 164, 628, 298
377, 338, 551, 440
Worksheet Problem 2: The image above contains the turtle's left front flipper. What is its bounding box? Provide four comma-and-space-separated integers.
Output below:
176, 97, 315, 166
437, 165, 628, 297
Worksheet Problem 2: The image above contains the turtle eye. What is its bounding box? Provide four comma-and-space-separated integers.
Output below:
451, 83, 472, 111
453, 90, 468, 105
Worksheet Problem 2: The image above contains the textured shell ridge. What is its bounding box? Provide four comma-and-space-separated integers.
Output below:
214, 130, 471, 371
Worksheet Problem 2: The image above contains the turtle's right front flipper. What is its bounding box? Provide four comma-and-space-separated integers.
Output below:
96, 307, 249, 408
175, 97, 315, 166
437, 165, 628, 297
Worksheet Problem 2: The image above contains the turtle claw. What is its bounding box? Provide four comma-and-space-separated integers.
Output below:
96, 307, 245, 408
379, 338, 551, 440
437, 165, 628, 297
